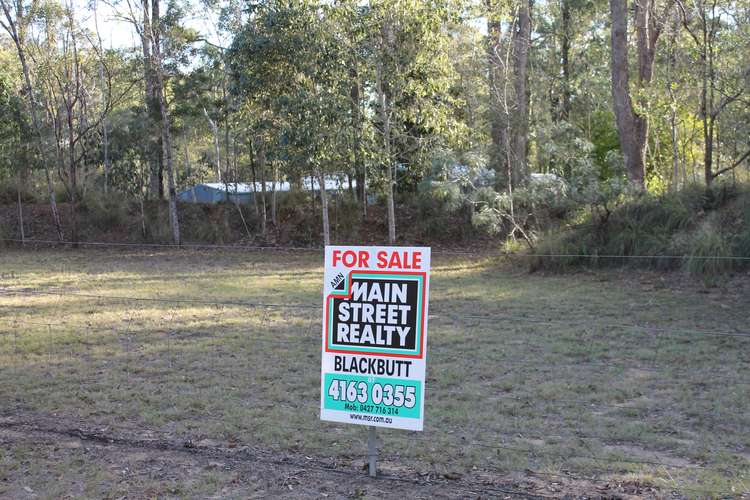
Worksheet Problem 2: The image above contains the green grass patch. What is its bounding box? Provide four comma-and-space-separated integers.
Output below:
0, 248, 748, 497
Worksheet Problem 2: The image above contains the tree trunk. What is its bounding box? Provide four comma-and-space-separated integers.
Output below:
377, 17, 396, 244
609, 0, 646, 186
250, 143, 259, 217
102, 105, 110, 194
1, 0, 64, 241
704, 115, 713, 186
141, 0, 162, 199
362, 161, 368, 219
670, 106, 680, 188
510, 0, 532, 185
222, 76, 231, 183
560, 0, 571, 121
16, 176, 25, 244
257, 141, 268, 237
486, 15, 507, 184
667, 12, 680, 189
271, 163, 278, 226
67, 96, 79, 246
93, 0, 110, 195
318, 169, 330, 246
609, 0, 669, 187
149, 0, 180, 244
376, 39, 396, 244
183, 137, 190, 179
139, 192, 147, 238
203, 107, 221, 181
66, 24, 80, 247
349, 66, 366, 216
703, 14, 714, 187
487, 1, 531, 189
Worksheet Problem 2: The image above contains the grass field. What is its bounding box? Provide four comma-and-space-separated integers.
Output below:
0, 248, 749, 498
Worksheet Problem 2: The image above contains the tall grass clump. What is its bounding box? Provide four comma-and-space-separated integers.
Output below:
80, 191, 130, 232
686, 222, 734, 277
531, 182, 750, 276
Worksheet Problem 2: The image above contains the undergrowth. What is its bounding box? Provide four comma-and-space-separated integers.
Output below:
530, 182, 750, 276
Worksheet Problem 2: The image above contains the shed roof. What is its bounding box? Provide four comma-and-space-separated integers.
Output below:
199, 178, 355, 194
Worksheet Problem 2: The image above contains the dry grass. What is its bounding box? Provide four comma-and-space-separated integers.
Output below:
0, 248, 749, 498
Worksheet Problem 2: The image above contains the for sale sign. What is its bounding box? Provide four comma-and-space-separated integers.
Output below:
320, 246, 431, 431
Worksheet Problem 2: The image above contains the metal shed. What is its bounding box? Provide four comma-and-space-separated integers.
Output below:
178, 179, 357, 205
178, 183, 258, 204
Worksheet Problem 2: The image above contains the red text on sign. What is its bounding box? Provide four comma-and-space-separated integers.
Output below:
376, 251, 422, 270
332, 250, 370, 268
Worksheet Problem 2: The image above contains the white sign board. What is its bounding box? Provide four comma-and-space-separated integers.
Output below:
320, 246, 431, 431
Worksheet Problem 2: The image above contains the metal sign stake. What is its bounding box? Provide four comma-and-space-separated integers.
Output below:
367, 426, 377, 478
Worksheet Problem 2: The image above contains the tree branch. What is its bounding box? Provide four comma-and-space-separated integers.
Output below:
713, 148, 750, 178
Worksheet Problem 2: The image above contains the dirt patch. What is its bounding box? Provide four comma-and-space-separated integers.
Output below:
0, 412, 672, 499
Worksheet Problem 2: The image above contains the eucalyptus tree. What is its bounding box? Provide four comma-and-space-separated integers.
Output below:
368, 0, 463, 243
119, 0, 196, 243
486, 0, 533, 190
230, 0, 353, 244
677, 0, 750, 186
0, 0, 63, 239
609, 0, 674, 187
332, 0, 371, 213
31, 2, 129, 245
0, 64, 30, 240
228, 1, 293, 237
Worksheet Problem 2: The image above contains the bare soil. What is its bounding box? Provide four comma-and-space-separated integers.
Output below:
0, 411, 666, 499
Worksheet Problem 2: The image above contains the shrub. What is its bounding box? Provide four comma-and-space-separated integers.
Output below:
0, 222, 7, 248
140, 201, 174, 244
733, 196, 750, 258
686, 221, 734, 277
0, 180, 38, 204
470, 176, 573, 247
411, 181, 474, 242
329, 194, 364, 243
530, 182, 750, 276
80, 191, 130, 232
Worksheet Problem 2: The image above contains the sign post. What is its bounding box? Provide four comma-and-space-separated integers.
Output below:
320, 246, 431, 476
367, 425, 377, 477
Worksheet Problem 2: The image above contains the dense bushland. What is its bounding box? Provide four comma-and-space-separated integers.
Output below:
528, 183, 750, 275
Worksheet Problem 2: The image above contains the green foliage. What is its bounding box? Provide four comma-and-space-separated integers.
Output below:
0, 0, 749, 255
141, 202, 176, 244
0, 180, 37, 204
411, 181, 473, 240
472, 136, 629, 246
418, 180, 464, 212
588, 110, 622, 175
686, 221, 734, 277
79, 191, 130, 232
227, 0, 464, 203
0, 67, 31, 181
182, 204, 233, 244
532, 183, 750, 275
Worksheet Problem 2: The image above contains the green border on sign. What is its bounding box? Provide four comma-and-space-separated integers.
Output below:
323, 373, 422, 419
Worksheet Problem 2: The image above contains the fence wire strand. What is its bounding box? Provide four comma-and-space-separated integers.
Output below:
3, 237, 750, 261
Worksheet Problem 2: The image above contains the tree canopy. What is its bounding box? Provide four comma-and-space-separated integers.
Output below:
0, 0, 749, 244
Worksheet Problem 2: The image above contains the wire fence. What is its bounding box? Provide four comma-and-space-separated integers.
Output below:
4, 236, 750, 261
0, 247, 749, 497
